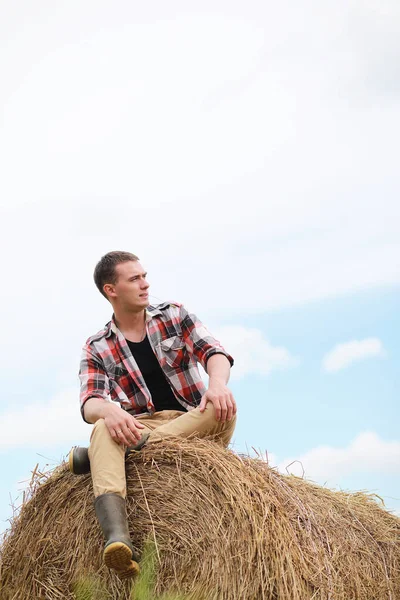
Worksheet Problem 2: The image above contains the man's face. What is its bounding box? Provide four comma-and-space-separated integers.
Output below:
105, 261, 150, 310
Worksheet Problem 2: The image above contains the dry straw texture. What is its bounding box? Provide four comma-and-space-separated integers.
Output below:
1, 438, 399, 599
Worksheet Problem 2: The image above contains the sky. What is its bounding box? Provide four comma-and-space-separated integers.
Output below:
0, 0, 399, 536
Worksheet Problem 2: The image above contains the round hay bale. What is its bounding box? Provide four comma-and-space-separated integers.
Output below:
1, 438, 399, 599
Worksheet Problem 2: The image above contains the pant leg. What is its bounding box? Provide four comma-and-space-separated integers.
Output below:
88, 417, 153, 499
147, 403, 236, 448
134, 410, 185, 431
89, 405, 236, 498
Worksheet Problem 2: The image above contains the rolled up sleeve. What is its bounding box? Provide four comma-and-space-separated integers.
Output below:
179, 305, 234, 372
79, 345, 110, 422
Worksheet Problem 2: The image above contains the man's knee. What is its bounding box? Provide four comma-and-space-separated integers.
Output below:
90, 418, 108, 440
199, 402, 236, 446
199, 401, 218, 424
200, 402, 237, 431
94, 418, 107, 431
89, 418, 118, 451
89, 418, 125, 465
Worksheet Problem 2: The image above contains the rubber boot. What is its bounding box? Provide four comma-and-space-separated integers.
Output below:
69, 446, 91, 474
94, 492, 140, 579
68, 433, 150, 475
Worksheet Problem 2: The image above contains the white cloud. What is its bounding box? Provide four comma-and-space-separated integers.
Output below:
0, 390, 91, 452
214, 325, 297, 380
0, 3, 399, 323
322, 338, 386, 373
279, 432, 400, 481
0, 4, 398, 376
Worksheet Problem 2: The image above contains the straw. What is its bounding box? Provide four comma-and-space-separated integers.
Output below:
1, 438, 399, 599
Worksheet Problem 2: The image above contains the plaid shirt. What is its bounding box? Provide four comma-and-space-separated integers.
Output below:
79, 302, 234, 421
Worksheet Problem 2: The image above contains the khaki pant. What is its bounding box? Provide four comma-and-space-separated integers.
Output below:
88, 403, 236, 498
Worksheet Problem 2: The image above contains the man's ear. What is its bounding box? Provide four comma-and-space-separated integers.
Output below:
103, 283, 116, 298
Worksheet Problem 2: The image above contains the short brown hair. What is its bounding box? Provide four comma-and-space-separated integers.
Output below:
94, 251, 139, 298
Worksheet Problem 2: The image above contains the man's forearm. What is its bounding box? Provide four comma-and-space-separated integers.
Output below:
200, 353, 236, 420
83, 397, 114, 424
206, 353, 231, 384
82, 397, 146, 445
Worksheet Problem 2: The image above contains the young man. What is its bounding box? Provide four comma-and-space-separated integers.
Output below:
70, 251, 236, 579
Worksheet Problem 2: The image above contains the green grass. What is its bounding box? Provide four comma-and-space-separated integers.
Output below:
73, 575, 107, 599
74, 540, 193, 600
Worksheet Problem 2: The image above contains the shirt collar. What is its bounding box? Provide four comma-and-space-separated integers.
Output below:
106, 305, 162, 338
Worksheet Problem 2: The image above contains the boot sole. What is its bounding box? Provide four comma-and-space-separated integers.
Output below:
68, 447, 90, 475
68, 449, 74, 473
104, 542, 140, 579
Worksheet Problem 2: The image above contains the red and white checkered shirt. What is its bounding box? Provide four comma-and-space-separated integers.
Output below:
79, 302, 234, 421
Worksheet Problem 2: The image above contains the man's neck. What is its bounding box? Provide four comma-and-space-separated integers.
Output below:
113, 308, 146, 336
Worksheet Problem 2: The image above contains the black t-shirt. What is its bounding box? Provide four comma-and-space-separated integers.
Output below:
126, 335, 186, 413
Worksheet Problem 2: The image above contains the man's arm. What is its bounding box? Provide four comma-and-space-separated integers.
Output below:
83, 397, 145, 447
79, 345, 145, 446
199, 353, 236, 422
178, 305, 236, 423
179, 305, 234, 370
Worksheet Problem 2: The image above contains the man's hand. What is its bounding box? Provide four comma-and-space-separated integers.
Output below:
199, 380, 237, 423
103, 403, 146, 446
84, 398, 146, 446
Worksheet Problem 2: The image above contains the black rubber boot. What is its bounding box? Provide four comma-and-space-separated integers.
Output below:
68, 433, 150, 475
94, 493, 140, 579
68, 446, 91, 474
